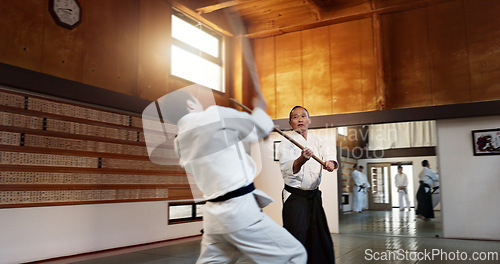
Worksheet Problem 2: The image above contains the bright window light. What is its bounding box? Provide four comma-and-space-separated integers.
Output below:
171, 45, 222, 91
171, 11, 224, 92
171, 15, 219, 58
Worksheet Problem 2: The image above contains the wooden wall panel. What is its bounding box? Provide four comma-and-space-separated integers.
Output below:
275, 32, 302, 119
42, 4, 85, 82
359, 18, 377, 111
258, 18, 377, 117
301, 26, 332, 116
137, 0, 172, 101
428, 1, 471, 105
82, 0, 139, 95
465, 0, 500, 102
330, 20, 365, 114
0, 0, 45, 71
382, 8, 432, 109
253, 37, 277, 118
113, 0, 140, 96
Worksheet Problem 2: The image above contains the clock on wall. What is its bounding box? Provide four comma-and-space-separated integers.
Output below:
49, 0, 81, 30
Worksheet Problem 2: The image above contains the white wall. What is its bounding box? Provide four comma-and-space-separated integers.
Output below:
254, 129, 339, 233
0, 201, 202, 264
437, 115, 500, 240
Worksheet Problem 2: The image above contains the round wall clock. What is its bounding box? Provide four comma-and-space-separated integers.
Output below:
49, 0, 81, 30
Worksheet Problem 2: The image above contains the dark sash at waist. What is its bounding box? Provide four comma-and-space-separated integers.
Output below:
284, 184, 319, 199
419, 180, 431, 188
208, 183, 255, 202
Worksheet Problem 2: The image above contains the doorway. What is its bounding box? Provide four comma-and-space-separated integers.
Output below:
367, 163, 392, 210
367, 162, 415, 210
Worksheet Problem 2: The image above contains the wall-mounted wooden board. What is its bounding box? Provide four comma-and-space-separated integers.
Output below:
0, 88, 192, 209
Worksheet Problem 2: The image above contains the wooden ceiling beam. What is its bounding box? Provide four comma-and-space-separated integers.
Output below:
196, 0, 254, 14
168, 0, 233, 36
246, 0, 456, 39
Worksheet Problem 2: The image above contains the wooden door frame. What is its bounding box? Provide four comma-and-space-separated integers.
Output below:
367, 162, 393, 210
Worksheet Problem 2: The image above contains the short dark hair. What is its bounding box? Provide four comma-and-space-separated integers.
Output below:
421, 160, 429, 167
289, 106, 309, 121
359, 165, 364, 169
397, 165, 403, 169
159, 90, 196, 124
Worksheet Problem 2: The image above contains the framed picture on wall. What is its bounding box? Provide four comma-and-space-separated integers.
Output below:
471, 128, 500, 156
273, 141, 281, 161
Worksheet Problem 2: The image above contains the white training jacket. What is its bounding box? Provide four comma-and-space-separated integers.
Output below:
175, 105, 274, 234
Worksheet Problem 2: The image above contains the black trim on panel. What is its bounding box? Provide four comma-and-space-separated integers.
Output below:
340, 147, 436, 159
274, 100, 500, 129
1, 62, 498, 125
0, 63, 152, 114
20, 133, 25, 146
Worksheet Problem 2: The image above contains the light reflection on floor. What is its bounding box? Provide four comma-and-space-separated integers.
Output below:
339, 209, 442, 238
37, 209, 500, 264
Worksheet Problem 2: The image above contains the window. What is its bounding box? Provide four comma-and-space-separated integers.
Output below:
171, 10, 224, 92
168, 201, 205, 224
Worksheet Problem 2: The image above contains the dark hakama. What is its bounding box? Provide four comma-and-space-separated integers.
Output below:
416, 181, 434, 219
283, 185, 335, 264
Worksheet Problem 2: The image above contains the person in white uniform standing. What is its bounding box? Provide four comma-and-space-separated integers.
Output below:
395, 165, 411, 211
279, 106, 337, 264
158, 89, 307, 264
352, 164, 370, 213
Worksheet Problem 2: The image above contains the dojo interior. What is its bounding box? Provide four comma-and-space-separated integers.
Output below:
0, 0, 499, 263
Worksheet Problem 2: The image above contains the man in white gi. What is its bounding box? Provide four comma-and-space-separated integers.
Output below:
416, 160, 439, 221
352, 164, 370, 213
395, 165, 411, 211
160, 90, 307, 263
279, 106, 337, 264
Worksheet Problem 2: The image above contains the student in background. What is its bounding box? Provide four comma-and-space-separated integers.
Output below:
395, 165, 411, 211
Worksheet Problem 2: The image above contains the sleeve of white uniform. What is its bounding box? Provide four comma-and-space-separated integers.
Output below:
219, 106, 274, 143
278, 138, 302, 178
429, 169, 439, 187
250, 107, 274, 138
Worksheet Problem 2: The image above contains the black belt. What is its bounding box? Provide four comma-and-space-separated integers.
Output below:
419, 181, 431, 188
284, 184, 318, 199
208, 183, 255, 202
